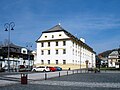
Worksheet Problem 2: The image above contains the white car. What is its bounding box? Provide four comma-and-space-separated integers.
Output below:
32, 66, 50, 72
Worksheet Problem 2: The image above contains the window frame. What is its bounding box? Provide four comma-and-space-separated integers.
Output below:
63, 60, 66, 64
48, 42, 50, 47
52, 35, 54, 38
56, 60, 58, 64
41, 50, 44, 55
41, 60, 44, 64
63, 41, 66, 46
41, 42, 44, 47
48, 60, 50, 64
56, 49, 58, 54
56, 41, 58, 46
48, 50, 50, 55
63, 49, 66, 54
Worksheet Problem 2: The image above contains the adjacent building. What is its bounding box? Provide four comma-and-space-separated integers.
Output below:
35, 24, 96, 70
108, 49, 120, 68
0, 43, 34, 71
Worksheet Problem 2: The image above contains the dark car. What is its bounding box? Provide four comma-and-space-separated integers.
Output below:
0, 68, 5, 72
19, 65, 26, 72
54, 66, 62, 71
19, 65, 32, 72
88, 68, 94, 71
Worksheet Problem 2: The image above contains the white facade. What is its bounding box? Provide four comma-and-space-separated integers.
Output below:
36, 25, 96, 69
108, 50, 120, 68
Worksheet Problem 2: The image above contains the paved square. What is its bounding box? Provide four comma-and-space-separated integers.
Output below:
0, 72, 120, 90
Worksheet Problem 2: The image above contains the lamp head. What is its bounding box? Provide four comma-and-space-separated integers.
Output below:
5, 28, 8, 31
11, 27, 14, 30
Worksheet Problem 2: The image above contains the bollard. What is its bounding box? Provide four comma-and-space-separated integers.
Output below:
45, 73, 47, 80
59, 72, 60, 77
21, 73, 28, 84
72, 70, 74, 74
105, 69, 106, 72
67, 71, 68, 76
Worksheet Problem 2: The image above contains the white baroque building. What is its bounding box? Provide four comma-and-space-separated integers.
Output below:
35, 24, 96, 70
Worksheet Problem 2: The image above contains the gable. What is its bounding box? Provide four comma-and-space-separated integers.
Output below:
37, 31, 70, 42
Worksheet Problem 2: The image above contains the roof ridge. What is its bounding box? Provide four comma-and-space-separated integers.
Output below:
47, 24, 64, 31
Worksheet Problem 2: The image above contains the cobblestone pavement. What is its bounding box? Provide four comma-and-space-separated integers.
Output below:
0, 72, 120, 90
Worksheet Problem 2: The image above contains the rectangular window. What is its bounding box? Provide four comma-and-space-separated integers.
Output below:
63, 41, 66, 46
63, 60, 66, 64
63, 49, 66, 54
56, 49, 58, 54
48, 60, 50, 64
41, 60, 44, 64
48, 50, 50, 55
48, 42, 50, 47
41, 50, 44, 55
56, 60, 58, 64
56, 41, 58, 46
41, 42, 44, 47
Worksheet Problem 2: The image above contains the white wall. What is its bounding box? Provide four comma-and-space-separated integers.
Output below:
36, 30, 96, 68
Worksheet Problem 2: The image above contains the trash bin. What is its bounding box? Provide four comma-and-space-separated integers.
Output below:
21, 73, 28, 84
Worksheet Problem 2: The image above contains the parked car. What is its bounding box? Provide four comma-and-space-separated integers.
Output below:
19, 65, 26, 72
48, 67, 56, 72
88, 68, 100, 73
19, 65, 32, 72
54, 66, 62, 71
88, 68, 94, 71
0, 68, 5, 72
32, 66, 50, 72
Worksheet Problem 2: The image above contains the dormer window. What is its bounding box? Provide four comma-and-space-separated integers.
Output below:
23, 50, 26, 54
52, 35, 54, 38
59, 34, 62, 36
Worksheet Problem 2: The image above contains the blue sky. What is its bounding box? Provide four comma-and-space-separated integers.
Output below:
0, 0, 120, 54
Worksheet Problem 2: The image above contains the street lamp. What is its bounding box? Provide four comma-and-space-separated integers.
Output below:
26, 43, 32, 70
4, 22, 15, 72
118, 45, 120, 59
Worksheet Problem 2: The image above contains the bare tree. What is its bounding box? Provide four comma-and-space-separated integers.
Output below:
3, 39, 9, 46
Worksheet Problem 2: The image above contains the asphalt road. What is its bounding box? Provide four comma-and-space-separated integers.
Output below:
0, 71, 120, 90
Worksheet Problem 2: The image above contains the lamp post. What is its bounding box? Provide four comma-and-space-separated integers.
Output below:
26, 43, 32, 70
118, 45, 120, 69
118, 45, 120, 59
4, 22, 15, 72
92, 53, 93, 67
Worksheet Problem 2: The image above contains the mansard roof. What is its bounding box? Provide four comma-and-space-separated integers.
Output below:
42, 24, 65, 33
37, 24, 94, 52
